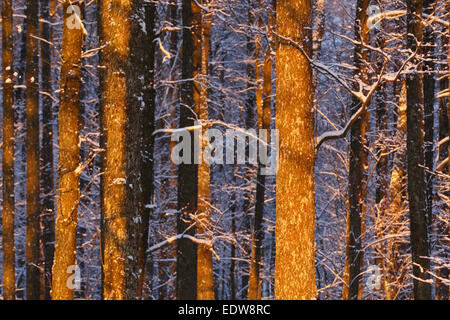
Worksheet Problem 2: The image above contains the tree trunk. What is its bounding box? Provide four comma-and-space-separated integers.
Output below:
2, 0, 16, 301
385, 80, 409, 300
312, 0, 325, 62
99, 0, 145, 300
423, 0, 435, 234
196, 1, 214, 300
249, 6, 273, 298
405, 0, 431, 300
275, 0, 317, 300
176, 0, 201, 300
51, 1, 84, 300
137, 2, 156, 300
40, 0, 56, 300
344, 0, 370, 300
25, 0, 41, 300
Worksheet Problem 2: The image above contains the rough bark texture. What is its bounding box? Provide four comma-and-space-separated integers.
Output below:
422, 0, 435, 233
99, 0, 144, 300
275, 0, 317, 300
51, 1, 83, 300
2, 0, 16, 301
25, 0, 41, 300
312, 0, 325, 62
176, 0, 201, 300
343, 0, 369, 300
137, 2, 156, 300
196, 1, 214, 300
40, 0, 56, 300
405, 0, 432, 300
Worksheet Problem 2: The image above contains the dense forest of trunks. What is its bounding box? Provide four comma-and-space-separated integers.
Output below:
0, 0, 448, 300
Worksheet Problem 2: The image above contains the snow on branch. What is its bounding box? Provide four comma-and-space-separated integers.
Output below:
314, 48, 418, 153
146, 233, 220, 261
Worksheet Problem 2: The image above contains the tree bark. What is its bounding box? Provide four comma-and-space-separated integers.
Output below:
52, 1, 84, 300
275, 0, 317, 300
343, 0, 369, 300
2, 0, 16, 301
176, 0, 202, 300
25, 0, 41, 300
40, 0, 56, 300
405, 0, 432, 300
99, 0, 145, 300
196, 1, 214, 300
423, 0, 435, 234
137, 2, 156, 300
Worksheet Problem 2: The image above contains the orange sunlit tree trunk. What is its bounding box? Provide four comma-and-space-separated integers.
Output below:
275, 0, 317, 299
197, 0, 214, 300
52, 0, 84, 300
2, 0, 16, 301
99, 0, 145, 300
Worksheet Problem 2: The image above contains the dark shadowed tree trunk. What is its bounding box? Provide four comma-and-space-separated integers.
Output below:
249, 1, 273, 299
343, 0, 369, 300
25, 0, 41, 300
137, 2, 156, 300
422, 0, 435, 234
40, 0, 55, 300
176, 0, 201, 300
405, 0, 431, 300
